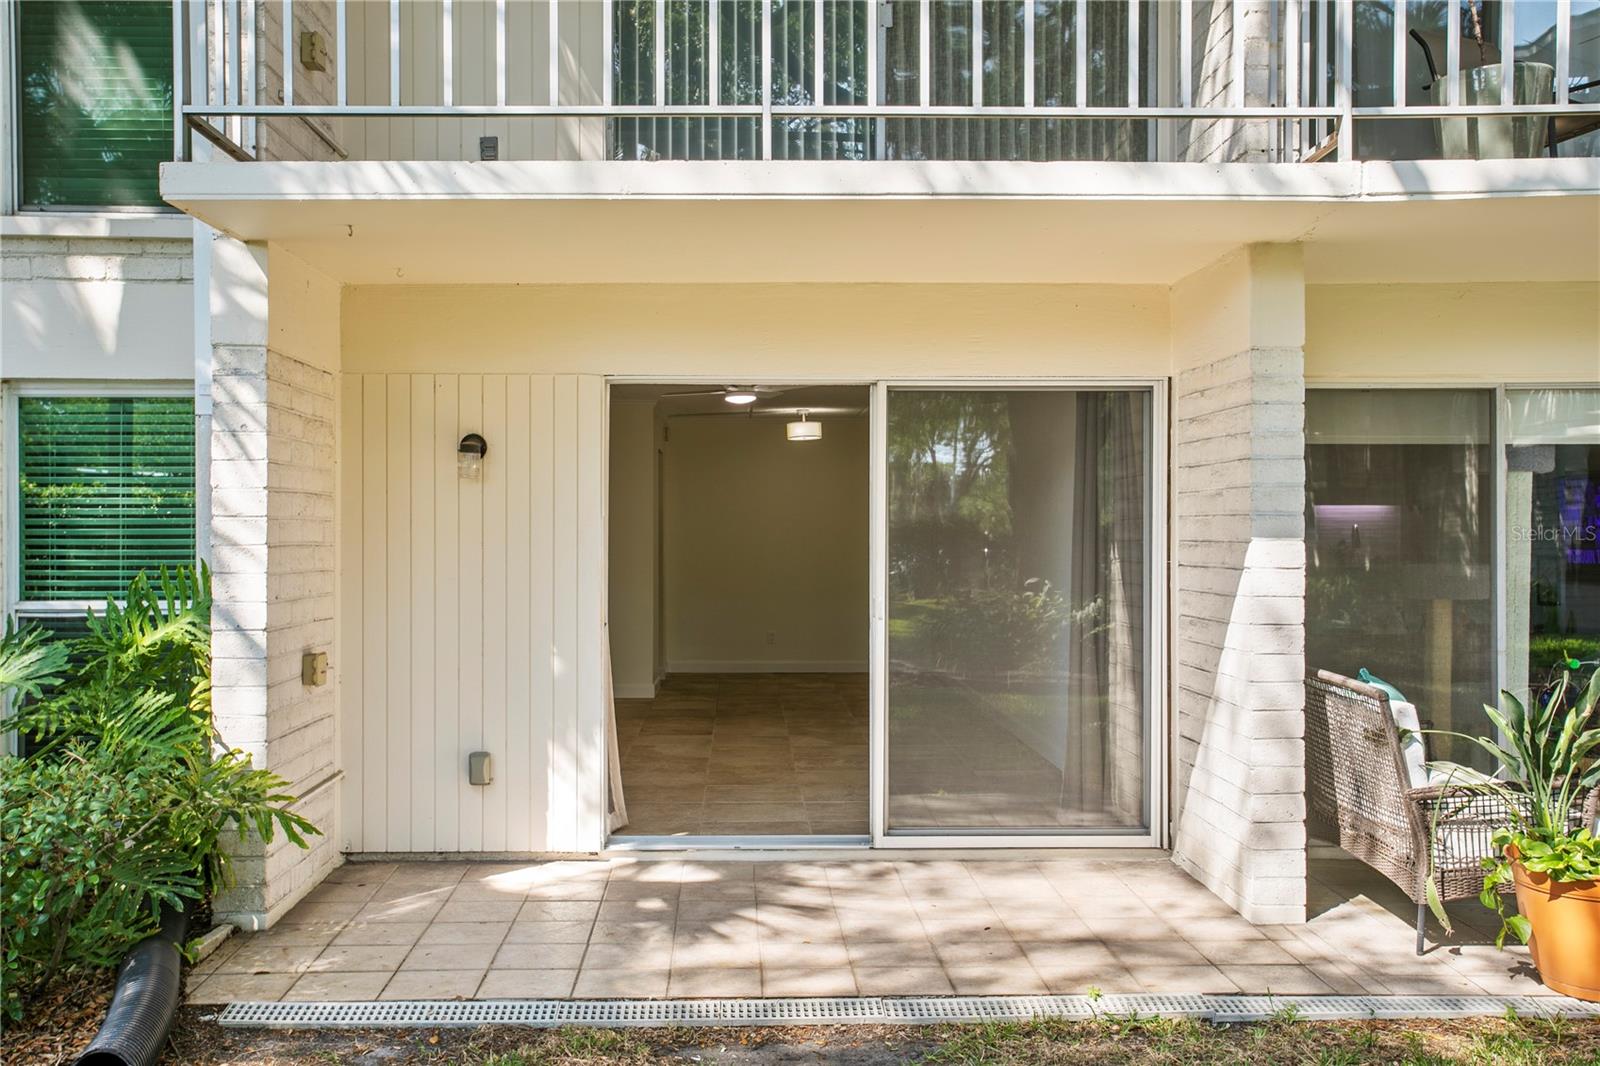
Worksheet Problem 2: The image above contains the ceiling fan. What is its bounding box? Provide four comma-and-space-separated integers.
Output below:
659, 385, 790, 406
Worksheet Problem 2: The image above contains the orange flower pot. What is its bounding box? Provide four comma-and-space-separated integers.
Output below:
1510, 858, 1600, 1002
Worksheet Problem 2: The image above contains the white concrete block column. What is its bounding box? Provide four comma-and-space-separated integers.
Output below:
208, 235, 343, 928
1169, 243, 1308, 926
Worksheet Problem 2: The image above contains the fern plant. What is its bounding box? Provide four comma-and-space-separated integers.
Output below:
0, 566, 317, 1019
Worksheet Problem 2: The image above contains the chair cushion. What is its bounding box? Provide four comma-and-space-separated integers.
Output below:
1358, 668, 1407, 704
1387, 699, 1432, 789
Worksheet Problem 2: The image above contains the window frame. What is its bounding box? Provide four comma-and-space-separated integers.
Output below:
1305, 378, 1600, 715
3, 380, 199, 624
5, 0, 180, 215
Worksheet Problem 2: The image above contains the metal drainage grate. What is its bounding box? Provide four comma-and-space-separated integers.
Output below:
216, 994, 1600, 1030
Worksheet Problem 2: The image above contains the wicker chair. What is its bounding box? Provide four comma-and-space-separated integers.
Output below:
1305, 669, 1600, 954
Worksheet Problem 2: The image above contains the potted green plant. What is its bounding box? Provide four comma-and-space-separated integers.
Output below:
1427, 669, 1600, 1001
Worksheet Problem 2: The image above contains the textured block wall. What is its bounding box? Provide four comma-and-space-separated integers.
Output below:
1169, 245, 1308, 925
0, 235, 193, 283
1179, 1, 1277, 163
209, 238, 343, 927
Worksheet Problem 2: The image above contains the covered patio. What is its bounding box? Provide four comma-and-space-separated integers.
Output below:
187, 855, 1557, 1005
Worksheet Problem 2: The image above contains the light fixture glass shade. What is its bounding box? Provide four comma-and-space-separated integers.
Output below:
787, 411, 822, 441
724, 389, 759, 405
458, 433, 488, 479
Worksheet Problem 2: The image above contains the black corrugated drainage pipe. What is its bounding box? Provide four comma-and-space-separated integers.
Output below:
75, 904, 190, 1066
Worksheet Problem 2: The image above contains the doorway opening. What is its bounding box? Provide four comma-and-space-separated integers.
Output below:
606, 383, 871, 840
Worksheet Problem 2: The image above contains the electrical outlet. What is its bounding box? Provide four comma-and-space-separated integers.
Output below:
766, 631, 776, 646
298, 30, 330, 72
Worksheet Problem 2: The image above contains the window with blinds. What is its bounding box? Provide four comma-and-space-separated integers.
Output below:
17, 0, 174, 208
15, 396, 197, 604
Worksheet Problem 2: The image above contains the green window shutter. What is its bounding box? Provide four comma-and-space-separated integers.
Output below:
17, 1, 174, 208
17, 396, 196, 602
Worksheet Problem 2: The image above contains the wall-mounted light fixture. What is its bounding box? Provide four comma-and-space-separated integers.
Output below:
786, 410, 822, 442
458, 433, 488, 479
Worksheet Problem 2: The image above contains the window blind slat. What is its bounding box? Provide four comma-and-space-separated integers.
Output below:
17, 396, 197, 602
18, 0, 174, 208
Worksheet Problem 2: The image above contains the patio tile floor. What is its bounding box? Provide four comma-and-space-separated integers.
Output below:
186, 854, 1561, 1004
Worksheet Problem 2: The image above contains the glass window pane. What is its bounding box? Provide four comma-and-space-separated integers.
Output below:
18, 0, 173, 208
17, 396, 197, 602
1305, 389, 1495, 769
886, 389, 1150, 833
1505, 389, 1600, 707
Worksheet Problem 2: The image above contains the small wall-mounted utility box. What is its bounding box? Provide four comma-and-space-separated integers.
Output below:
468, 751, 494, 786
299, 30, 330, 72
301, 651, 329, 687
479, 136, 500, 160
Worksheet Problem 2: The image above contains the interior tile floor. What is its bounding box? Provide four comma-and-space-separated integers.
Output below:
187, 854, 1564, 1005
614, 673, 869, 837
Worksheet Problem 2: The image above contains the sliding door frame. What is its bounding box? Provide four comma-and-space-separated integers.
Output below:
868, 378, 1168, 851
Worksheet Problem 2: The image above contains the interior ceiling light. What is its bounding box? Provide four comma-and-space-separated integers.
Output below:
723, 389, 760, 405
787, 410, 822, 442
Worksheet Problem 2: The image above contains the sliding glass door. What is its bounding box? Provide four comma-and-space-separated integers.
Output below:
1504, 388, 1600, 709
876, 386, 1155, 839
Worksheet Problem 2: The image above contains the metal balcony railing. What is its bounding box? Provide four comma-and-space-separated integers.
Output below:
175, 1, 1600, 165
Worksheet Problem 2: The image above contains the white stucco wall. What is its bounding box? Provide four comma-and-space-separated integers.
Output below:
338, 283, 1174, 377
1, 234, 194, 380
1306, 282, 1600, 384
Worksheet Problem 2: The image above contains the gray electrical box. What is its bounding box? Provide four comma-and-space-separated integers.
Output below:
468, 751, 494, 786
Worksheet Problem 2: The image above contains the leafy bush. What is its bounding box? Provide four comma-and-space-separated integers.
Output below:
0, 567, 317, 1020
1426, 669, 1600, 947
923, 581, 1100, 677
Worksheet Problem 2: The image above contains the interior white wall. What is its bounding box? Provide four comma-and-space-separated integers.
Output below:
607, 401, 658, 698
663, 414, 869, 673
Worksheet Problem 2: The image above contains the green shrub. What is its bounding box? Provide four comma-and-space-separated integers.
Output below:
0, 567, 317, 1020
924, 580, 1100, 677
1426, 669, 1600, 947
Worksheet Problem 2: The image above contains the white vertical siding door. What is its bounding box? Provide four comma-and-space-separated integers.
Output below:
408, 376, 437, 851
432, 375, 462, 850
574, 374, 608, 849
359, 376, 389, 848
505, 377, 535, 850
528, 375, 556, 848
481, 375, 510, 851
549, 376, 580, 850
384, 376, 412, 853
457, 374, 486, 851
338, 377, 365, 851
345, 373, 600, 854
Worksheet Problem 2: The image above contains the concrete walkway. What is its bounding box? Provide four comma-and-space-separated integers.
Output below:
187, 854, 1554, 1004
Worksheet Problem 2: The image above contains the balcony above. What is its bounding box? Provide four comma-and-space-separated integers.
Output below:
162, 155, 1598, 285
165, 1, 1599, 286
177, 0, 1600, 168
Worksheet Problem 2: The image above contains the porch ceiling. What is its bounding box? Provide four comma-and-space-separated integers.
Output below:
161, 160, 1600, 287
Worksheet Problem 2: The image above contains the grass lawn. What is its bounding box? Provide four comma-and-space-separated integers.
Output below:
133, 1011, 1600, 1066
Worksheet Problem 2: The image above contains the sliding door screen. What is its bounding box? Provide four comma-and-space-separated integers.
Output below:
884, 388, 1152, 834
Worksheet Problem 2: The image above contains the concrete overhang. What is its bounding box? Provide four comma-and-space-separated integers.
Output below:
161, 158, 1600, 286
